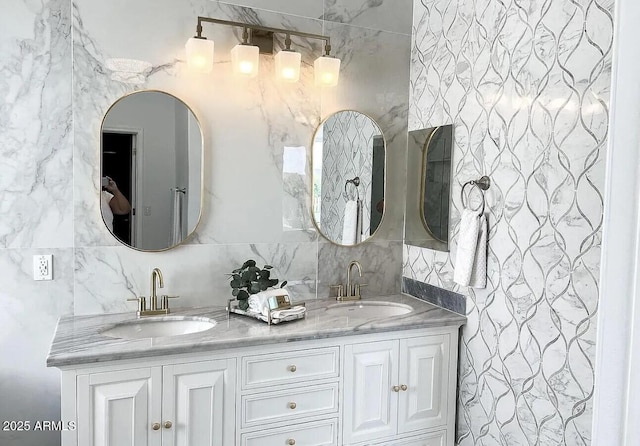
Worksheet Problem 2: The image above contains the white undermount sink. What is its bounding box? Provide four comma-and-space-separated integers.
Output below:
325, 301, 413, 318
101, 316, 216, 340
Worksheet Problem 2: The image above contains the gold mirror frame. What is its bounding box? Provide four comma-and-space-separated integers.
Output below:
419, 126, 446, 243
310, 110, 387, 247
100, 90, 204, 252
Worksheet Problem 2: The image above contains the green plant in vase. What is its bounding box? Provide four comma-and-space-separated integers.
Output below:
229, 260, 287, 310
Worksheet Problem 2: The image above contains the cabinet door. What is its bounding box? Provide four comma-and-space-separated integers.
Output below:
398, 336, 450, 434
77, 367, 162, 446
162, 359, 236, 446
377, 430, 446, 446
343, 340, 399, 445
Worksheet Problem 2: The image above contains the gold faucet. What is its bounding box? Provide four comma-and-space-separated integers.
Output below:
127, 267, 179, 317
150, 267, 164, 312
331, 260, 367, 301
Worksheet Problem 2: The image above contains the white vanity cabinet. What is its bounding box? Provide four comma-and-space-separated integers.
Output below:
238, 346, 341, 445
59, 326, 459, 446
72, 358, 236, 446
343, 333, 453, 445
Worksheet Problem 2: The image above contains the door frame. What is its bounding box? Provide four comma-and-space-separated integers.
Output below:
592, 0, 640, 444
102, 126, 144, 247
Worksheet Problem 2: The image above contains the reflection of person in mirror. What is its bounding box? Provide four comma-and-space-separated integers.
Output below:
101, 176, 131, 232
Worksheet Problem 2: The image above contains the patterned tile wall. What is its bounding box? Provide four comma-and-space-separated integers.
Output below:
406, 0, 614, 444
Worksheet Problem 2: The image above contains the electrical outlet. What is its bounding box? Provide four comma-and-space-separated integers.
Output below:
33, 254, 53, 281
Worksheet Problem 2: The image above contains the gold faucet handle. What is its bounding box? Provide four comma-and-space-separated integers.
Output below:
329, 284, 344, 298
355, 283, 368, 296
160, 295, 179, 311
127, 296, 147, 313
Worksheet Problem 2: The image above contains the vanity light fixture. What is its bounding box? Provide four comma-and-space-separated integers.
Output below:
185, 37, 214, 73
230, 27, 259, 77
274, 34, 301, 82
185, 16, 340, 86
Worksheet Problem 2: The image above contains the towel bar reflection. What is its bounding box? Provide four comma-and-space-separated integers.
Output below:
461, 176, 490, 214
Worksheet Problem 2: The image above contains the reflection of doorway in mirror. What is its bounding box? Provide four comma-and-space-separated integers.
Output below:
102, 132, 137, 245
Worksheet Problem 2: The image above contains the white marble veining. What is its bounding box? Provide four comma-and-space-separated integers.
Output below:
74, 242, 318, 315
318, 239, 402, 297
0, 248, 74, 446
0, 0, 72, 249
1, 0, 412, 444
322, 0, 413, 35
47, 294, 465, 368
406, 0, 613, 444
219, 0, 323, 19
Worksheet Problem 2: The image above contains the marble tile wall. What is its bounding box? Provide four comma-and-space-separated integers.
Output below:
406, 0, 614, 444
0, 0, 411, 444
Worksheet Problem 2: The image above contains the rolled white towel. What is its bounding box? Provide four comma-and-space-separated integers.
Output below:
248, 288, 290, 315
271, 305, 306, 321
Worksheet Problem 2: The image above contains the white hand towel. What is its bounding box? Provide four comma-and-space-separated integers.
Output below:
248, 288, 290, 314
355, 199, 363, 243
468, 213, 487, 288
270, 305, 306, 321
342, 200, 359, 245
454, 209, 487, 288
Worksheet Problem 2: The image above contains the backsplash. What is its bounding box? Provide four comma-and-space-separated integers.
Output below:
0, 0, 411, 444
405, 0, 613, 444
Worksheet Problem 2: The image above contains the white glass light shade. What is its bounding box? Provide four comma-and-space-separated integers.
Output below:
314, 56, 341, 87
275, 50, 302, 82
185, 37, 214, 73
231, 44, 259, 77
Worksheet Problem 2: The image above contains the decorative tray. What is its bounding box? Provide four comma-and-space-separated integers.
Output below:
226, 298, 306, 325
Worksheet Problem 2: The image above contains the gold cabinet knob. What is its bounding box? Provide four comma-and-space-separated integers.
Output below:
288, 365, 297, 372
400, 384, 408, 391
164, 421, 172, 429
392, 385, 400, 392
287, 439, 296, 445
289, 402, 297, 409
151, 422, 160, 431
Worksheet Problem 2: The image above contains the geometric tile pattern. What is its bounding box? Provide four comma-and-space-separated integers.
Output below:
406, 0, 614, 444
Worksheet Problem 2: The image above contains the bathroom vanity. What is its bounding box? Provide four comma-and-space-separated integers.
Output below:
47, 295, 465, 446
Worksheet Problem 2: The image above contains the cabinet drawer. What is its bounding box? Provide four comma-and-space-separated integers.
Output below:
242, 383, 338, 427
242, 347, 339, 389
241, 418, 338, 446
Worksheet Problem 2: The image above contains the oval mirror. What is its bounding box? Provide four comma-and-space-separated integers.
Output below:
101, 91, 203, 251
312, 110, 386, 245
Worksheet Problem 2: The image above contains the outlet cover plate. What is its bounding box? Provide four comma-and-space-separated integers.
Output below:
33, 254, 53, 281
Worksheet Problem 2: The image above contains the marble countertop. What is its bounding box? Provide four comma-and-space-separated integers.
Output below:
47, 294, 466, 368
